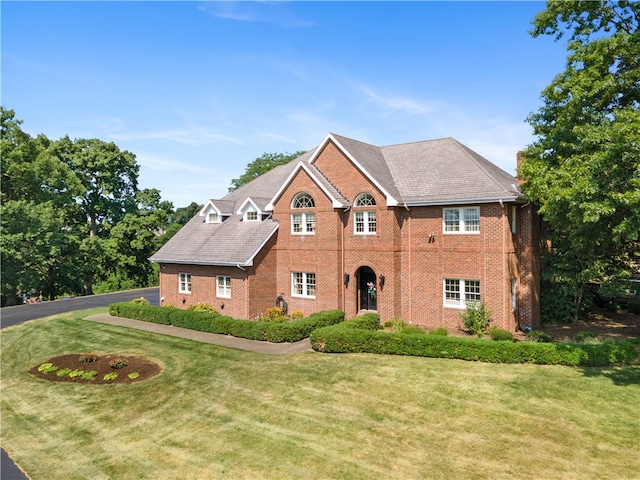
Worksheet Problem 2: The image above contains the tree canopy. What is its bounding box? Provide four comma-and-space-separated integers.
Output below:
0, 107, 186, 305
519, 1, 640, 322
228, 151, 306, 192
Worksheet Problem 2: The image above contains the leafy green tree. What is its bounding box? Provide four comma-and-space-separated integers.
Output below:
47, 136, 139, 294
519, 1, 640, 322
228, 151, 305, 192
104, 189, 174, 289
170, 202, 203, 225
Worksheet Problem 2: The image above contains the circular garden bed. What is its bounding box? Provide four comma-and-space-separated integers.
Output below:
30, 353, 161, 384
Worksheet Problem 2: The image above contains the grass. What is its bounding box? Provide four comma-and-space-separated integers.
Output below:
2, 309, 640, 480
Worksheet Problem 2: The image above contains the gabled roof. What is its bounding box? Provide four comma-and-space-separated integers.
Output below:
151, 133, 522, 266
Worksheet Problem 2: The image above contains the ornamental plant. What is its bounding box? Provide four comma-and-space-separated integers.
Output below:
187, 302, 218, 314
103, 372, 118, 381
128, 372, 140, 380
38, 363, 58, 373
79, 353, 98, 363
459, 302, 492, 337
109, 358, 129, 369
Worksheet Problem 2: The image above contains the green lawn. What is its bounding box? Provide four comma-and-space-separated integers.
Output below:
2, 309, 639, 479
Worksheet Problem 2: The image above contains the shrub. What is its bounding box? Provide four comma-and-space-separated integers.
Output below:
128, 372, 140, 380
109, 303, 346, 343
291, 310, 304, 319
68, 369, 84, 378
38, 363, 58, 373
103, 372, 118, 381
79, 353, 98, 363
575, 331, 597, 343
188, 302, 218, 314
310, 314, 640, 366
525, 330, 553, 343
489, 327, 513, 341
459, 302, 492, 337
131, 297, 149, 305
401, 325, 427, 335
81, 370, 98, 380
428, 327, 448, 336
57, 368, 72, 377
109, 358, 129, 369
265, 306, 283, 320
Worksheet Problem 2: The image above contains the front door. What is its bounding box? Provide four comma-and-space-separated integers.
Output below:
358, 267, 377, 311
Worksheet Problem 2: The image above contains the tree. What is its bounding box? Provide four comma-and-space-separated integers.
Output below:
105, 189, 174, 289
48, 136, 139, 294
228, 151, 306, 192
519, 1, 640, 322
170, 202, 203, 226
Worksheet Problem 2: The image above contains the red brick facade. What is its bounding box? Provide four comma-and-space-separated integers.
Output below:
158, 139, 540, 331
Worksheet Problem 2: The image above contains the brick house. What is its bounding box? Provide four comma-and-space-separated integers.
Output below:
150, 133, 540, 331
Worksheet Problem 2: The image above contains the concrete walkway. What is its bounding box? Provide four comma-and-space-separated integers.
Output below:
84, 313, 313, 354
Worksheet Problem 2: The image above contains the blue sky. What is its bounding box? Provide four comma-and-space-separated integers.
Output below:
2, 1, 566, 207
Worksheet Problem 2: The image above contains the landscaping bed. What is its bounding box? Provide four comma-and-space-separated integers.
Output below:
30, 353, 161, 384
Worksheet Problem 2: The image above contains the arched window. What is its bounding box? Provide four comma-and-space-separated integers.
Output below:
354, 193, 376, 235
355, 193, 376, 207
291, 193, 315, 234
292, 193, 315, 209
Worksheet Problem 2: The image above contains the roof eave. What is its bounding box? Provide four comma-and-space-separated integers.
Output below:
401, 195, 522, 207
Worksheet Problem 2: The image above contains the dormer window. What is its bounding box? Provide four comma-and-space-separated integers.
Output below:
245, 210, 258, 222
207, 212, 220, 223
291, 193, 315, 234
354, 193, 376, 235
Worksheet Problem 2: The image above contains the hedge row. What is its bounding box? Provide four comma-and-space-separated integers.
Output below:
309, 314, 640, 367
109, 302, 345, 343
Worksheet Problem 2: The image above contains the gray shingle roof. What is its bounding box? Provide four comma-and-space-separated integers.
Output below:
151, 133, 522, 265
150, 214, 278, 266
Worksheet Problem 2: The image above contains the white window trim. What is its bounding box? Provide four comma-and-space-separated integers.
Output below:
354, 210, 377, 235
244, 210, 259, 222
443, 278, 480, 309
291, 272, 316, 298
216, 275, 231, 298
443, 207, 480, 234
291, 212, 316, 235
179, 273, 192, 294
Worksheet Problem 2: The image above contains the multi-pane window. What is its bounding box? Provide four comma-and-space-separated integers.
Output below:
207, 212, 219, 223
217, 276, 231, 298
443, 207, 480, 233
292, 272, 316, 298
354, 211, 376, 234
354, 193, 377, 235
444, 279, 480, 308
245, 211, 258, 221
179, 273, 192, 293
291, 193, 315, 234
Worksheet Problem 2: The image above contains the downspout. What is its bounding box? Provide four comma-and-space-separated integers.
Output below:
342, 206, 350, 313
236, 264, 247, 318
403, 204, 412, 324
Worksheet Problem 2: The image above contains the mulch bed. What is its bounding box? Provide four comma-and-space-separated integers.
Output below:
540, 308, 640, 342
30, 354, 161, 385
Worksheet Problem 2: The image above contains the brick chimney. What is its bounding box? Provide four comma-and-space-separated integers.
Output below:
516, 151, 525, 186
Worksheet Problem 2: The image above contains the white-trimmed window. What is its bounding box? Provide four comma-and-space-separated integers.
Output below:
245, 210, 258, 222
443, 207, 480, 233
179, 273, 192, 294
207, 212, 220, 223
217, 276, 231, 298
354, 193, 377, 234
292, 272, 316, 298
444, 279, 480, 308
291, 193, 315, 234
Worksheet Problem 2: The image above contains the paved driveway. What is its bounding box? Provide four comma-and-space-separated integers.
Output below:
1, 287, 159, 480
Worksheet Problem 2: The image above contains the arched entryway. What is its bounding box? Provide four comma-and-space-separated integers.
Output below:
356, 266, 377, 311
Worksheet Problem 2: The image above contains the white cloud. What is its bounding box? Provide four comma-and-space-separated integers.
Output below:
197, 2, 314, 28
